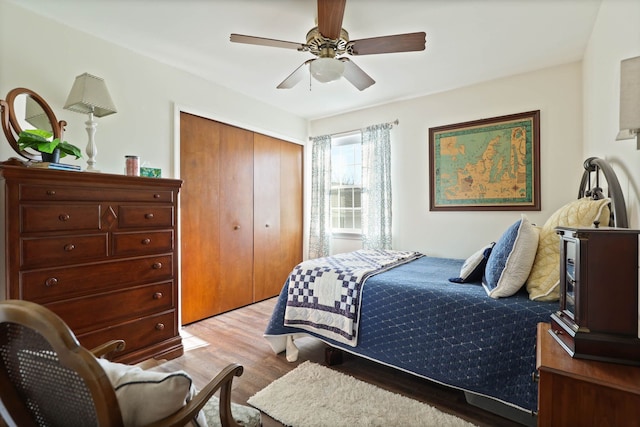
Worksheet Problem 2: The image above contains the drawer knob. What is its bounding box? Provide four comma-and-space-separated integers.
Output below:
552, 329, 563, 335
153, 292, 163, 299
145, 213, 155, 219
153, 194, 161, 199
531, 371, 540, 383
142, 238, 151, 245
64, 243, 75, 252
152, 262, 163, 269
58, 214, 70, 222
265, 224, 270, 228
46, 190, 56, 196
155, 323, 165, 331
234, 225, 240, 230
45, 277, 58, 287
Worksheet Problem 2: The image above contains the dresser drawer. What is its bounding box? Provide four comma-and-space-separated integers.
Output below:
550, 316, 577, 354
76, 310, 177, 358
112, 230, 174, 256
21, 204, 101, 233
21, 234, 108, 268
118, 206, 174, 228
20, 183, 175, 203
47, 281, 174, 331
21, 254, 174, 302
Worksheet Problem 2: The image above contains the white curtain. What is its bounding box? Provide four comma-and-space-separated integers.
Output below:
308, 134, 332, 258
361, 123, 393, 250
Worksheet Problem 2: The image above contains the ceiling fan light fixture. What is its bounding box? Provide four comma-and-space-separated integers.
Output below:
230, 1, 426, 90
310, 57, 345, 83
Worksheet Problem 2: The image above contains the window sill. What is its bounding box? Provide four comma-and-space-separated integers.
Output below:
332, 232, 362, 240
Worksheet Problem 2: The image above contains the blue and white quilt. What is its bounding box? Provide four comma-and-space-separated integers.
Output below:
284, 249, 424, 346
266, 255, 557, 413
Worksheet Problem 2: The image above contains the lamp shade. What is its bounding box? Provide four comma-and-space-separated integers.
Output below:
310, 58, 345, 83
617, 56, 640, 141
64, 72, 117, 117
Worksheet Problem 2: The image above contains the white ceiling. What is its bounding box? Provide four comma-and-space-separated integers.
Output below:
11, 0, 604, 120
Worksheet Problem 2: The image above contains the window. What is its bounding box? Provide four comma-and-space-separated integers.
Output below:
330, 133, 362, 234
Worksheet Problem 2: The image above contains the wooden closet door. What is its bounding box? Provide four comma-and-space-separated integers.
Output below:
254, 134, 303, 301
218, 123, 254, 313
279, 140, 303, 285
253, 134, 283, 301
180, 112, 220, 324
180, 114, 253, 324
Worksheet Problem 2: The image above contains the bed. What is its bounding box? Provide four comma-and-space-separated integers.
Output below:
263, 157, 628, 424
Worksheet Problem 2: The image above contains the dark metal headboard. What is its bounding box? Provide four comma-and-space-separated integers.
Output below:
578, 157, 628, 228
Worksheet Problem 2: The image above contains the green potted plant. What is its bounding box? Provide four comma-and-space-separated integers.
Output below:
17, 129, 82, 163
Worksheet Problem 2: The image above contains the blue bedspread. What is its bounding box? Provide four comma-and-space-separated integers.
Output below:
264, 256, 557, 413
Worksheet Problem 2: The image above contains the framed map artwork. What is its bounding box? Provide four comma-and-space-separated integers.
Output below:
429, 110, 540, 211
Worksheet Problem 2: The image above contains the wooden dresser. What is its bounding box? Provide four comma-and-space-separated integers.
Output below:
0, 165, 183, 364
536, 322, 640, 426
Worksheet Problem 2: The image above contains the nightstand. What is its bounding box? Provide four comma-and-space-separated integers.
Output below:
536, 322, 640, 426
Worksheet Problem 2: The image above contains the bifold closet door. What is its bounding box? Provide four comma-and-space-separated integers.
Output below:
254, 134, 303, 301
180, 113, 254, 324
279, 139, 303, 288
217, 122, 254, 314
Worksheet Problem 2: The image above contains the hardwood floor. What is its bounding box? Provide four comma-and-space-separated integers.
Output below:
153, 297, 527, 427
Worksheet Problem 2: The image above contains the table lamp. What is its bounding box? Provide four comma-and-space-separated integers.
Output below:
64, 72, 117, 171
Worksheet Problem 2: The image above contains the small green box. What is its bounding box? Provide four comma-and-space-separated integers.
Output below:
140, 167, 161, 178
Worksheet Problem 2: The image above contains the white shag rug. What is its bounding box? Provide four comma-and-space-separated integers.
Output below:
247, 361, 476, 427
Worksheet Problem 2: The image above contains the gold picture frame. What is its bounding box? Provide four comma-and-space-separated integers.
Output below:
429, 110, 540, 211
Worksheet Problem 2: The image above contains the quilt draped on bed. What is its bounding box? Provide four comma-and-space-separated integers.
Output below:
267, 256, 556, 413
284, 249, 424, 346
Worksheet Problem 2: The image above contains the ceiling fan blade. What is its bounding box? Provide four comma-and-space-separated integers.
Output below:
277, 60, 313, 89
349, 32, 426, 55
317, 0, 346, 40
230, 34, 304, 50
340, 58, 375, 91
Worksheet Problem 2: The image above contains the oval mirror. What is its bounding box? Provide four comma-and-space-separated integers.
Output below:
0, 88, 66, 161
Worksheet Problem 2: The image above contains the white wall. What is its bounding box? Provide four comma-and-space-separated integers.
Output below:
4, 0, 634, 263
0, 0, 308, 177
310, 63, 584, 258
583, 0, 640, 228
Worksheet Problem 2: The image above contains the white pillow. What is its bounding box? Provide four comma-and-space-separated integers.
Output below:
482, 214, 539, 298
97, 358, 207, 427
449, 242, 495, 283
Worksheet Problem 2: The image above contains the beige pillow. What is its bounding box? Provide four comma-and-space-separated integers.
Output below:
526, 197, 611, 301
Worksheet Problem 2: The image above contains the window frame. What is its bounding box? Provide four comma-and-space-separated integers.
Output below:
330, 132, 363, 236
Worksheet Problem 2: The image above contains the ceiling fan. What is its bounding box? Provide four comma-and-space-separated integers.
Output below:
230, 0, 426, 91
